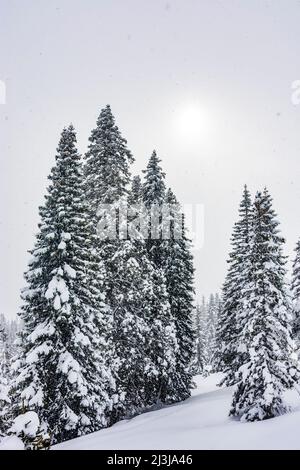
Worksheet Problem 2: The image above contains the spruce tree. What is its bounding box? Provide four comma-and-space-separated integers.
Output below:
291, 239, 300, 347
164, 188, 195, 400
0, 325, 10, 436
192, 300, 207, 374
12, 126, 112, 444
0, 322, 10, 381
213, 294, 223, 372
0, 315, 20, 361
142, 151, 179, 405
214, 293, 222, 326
204, 294, 218, 374
109, 177, 166, 420
230, 189, 298, 422
84, 104, 133, 210
84, 107, 165, 420
216, 185, 252, 385
143, 150, 167, 266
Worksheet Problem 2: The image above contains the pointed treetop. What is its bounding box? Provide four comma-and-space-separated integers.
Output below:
53, 125, 81, 170
165, 188, 178, 205
254, 188, 278, 223
92, 104, 115, 135
57, 123, 77, 146
85, 104, 134, 205
227, 185, 252, 254
144, 150, 165, 175
252, 189, 286, 262
240, 184, 251, 208
242, 184, 251, 199
143, 150, 166, 206
90, 104, 132, 154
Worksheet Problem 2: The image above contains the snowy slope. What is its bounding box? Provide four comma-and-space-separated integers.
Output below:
53, 374, 300, 450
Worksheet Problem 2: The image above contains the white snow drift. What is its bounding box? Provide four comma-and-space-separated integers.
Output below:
52, 374, 300, 450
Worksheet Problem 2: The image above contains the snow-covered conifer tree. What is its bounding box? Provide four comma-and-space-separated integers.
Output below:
214, 293, 222, 325
0, 315, 19, 363
0, 321, 10, 380
204, 294, 218, 374
109, 176, 169, 420
12, 125, 113, 444
0, 325, 10, 436
192, 300, 207, 374
143, 150, 167, 266
163, 188, 195, 400
230, 189, 298, 422
85, 105, 133, 211
216, 185, 252, 385
212, 294, 222, 371
84, 107, 165, 420
142, 152, 179, 405
291, 239, 300, 348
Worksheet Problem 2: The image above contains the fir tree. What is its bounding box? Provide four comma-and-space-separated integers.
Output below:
12, 125, 113, 444
84, 107, 165, 420
0, 321, 10, 380
214, 293, 222, 325
143, 151, 166, 206
291, 239, 300, 347
192, 294, 221, 375
143, 150, 167, 267
204, 294, 218, 374
213, 294, 223, 372
0, 325, 10, 436
0, 314, 20, 362
192, 300, 207, 374
109, 179, 162, 420
142, 151, 179, 405
163, 188, 195, 400
230, 189, 298, 422
216, 185, 252, 385
107, 236, 159, 420
84, 105, 134, 297
85, 104, 133, 210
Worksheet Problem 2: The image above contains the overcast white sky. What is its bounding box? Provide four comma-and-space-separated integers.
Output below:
1, 0, 300, 318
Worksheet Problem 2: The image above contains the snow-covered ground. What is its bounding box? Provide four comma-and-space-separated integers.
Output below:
52, 374, 300, 450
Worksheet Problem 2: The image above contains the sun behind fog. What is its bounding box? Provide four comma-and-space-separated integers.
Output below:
173, 103, 211, 143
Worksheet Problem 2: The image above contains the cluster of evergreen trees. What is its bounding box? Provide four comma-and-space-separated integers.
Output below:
217, 186, 300, 422
0, 315, 20, 435
0, 106, 194, 445
192, 294, 221, 375
2, 107, 300, 446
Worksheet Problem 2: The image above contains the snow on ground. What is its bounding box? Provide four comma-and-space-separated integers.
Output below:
53, 374, 300, 450
0, 435, 24, 450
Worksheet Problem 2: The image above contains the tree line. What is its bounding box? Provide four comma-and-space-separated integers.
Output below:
1, 107, 300, 447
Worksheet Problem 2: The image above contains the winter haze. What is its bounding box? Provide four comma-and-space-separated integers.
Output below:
1, 0, 300, 318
